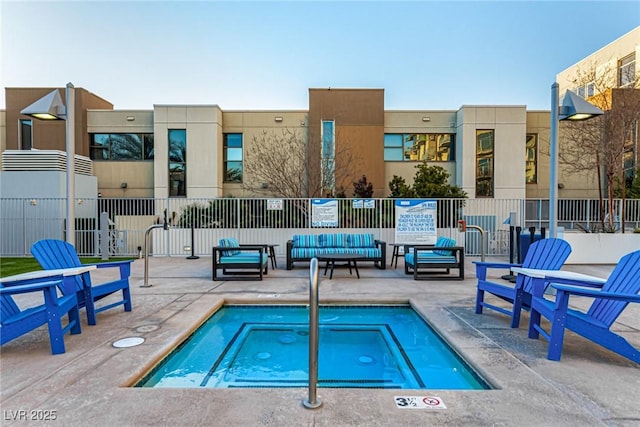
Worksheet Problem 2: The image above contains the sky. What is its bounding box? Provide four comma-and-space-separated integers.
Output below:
1, 1, 639, 111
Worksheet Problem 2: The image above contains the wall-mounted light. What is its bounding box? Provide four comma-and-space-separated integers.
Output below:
274, 116, 283, 122
558, 183, 565, 189
77, 199, 84, 205
261, 182, 269, 189
30, 199, 38, 206
120, 182, 128, 189
422, 116, 431, 122
126, 116, 135, 121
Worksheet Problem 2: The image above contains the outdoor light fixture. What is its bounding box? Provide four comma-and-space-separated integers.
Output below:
422, 116, 431, 122
21, 83, 76, 245
274, 116, 283, 122
126, 116, 135, 121
21, 89, 66, 120
549, 84, 603, 237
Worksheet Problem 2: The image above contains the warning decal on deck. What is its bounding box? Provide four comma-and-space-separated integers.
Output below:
394, 396, 447, 409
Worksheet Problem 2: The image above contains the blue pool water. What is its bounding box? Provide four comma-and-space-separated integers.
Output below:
136, 305, 490, 390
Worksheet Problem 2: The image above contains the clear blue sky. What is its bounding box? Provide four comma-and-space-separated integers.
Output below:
2, 1, 638, 111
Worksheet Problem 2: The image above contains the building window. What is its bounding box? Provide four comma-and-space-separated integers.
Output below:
586, 82, 595, 98
168, 129, 186, 197
19, 119, 32, 150
223, 133, 243, 183
618, 53, 636, 88
576, 85, 586, 98
321, 120, 336, 195
90, 133, 154, 160
526, 133, 537, 184
623, 122, 638, 188
383, 134, 403, 161
383, 133, 454, 161
476, 130, 494, 197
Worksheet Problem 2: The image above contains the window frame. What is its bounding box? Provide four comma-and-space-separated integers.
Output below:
89, 133, 154, 161
223, 133, 243, 183
383, 133, 455, 162
618, 53, 636, 88
168, 129, 187, 197
525, 133, 538, 184
476, 129, 495, 198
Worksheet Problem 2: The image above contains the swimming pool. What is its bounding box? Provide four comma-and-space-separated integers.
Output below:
136, 305, 490, 390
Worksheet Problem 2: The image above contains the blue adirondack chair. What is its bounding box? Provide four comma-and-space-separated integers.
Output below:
1, 275, 81, 354
31, 239, 133, 325
474, 238, 572, 328
528, 250, 640, 363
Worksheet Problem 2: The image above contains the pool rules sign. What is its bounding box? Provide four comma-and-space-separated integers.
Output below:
394, 396, 447, 409
394, 199, 438, 245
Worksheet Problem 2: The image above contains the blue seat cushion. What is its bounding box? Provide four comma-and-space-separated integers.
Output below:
433, 237, 456, 256
219, 238, 241, 256
292, 234, 320, 248
218, 253, 269, 265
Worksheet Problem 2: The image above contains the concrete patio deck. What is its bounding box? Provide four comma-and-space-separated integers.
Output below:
1, 255, 639, 426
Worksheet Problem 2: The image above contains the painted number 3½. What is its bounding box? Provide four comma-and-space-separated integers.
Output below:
395, 397, 416, 407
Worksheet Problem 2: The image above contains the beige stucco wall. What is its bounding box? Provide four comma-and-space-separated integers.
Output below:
383, 111, 458, 196
456, 106, 528, 199
221, 111, 308, 197
87, 110, 155, 197
557, 26, 639, 92
153, 105, 223, 199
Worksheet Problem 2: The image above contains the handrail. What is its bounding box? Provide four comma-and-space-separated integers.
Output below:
141, 222, 168, 287
466, 225, 486, 262
303, 257, 322, 409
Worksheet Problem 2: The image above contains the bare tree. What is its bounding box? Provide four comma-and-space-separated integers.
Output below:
242, 128, 362, 198
558, 61, 640, 232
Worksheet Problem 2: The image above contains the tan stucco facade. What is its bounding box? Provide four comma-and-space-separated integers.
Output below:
557, 26, 639, 93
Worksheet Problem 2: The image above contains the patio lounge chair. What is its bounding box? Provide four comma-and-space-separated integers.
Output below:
31, 239, 133, 325
1, 275, 81, 354
474, 238, 572, 328
528, 250, 640, 363
212, 238, 269, 281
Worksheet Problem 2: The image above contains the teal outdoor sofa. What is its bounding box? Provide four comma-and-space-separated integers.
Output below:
286, 233, 386, 270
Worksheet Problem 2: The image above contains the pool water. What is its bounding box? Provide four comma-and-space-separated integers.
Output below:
136, 305, 490, 390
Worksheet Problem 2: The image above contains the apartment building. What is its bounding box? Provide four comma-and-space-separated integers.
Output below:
1, 27, 637, 202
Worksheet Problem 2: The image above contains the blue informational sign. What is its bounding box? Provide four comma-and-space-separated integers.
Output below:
312, 199, 339, 227
394, 199, 438, 244
352, 199, 375, 209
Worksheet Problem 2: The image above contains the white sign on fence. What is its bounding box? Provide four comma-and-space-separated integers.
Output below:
267, 199, 283, 210
394, 199, 437, 244
312, 199, 339, 227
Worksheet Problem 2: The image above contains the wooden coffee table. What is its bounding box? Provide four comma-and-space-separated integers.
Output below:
318, 254, 365, 279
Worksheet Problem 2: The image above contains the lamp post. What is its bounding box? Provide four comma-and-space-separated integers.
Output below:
549, 83, 604, 237
21, 83, 76, 245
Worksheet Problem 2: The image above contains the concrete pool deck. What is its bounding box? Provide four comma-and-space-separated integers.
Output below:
1, 255, 639, 426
